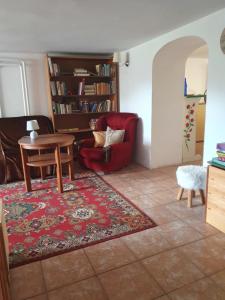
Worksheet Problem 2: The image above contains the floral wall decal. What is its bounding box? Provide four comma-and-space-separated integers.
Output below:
184, 102, 195, 150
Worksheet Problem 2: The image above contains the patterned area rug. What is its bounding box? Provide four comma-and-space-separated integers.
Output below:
2, 173, 156, 268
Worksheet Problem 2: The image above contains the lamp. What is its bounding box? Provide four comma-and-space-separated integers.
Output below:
27, 120, 39, 139
113, 52, 129, 67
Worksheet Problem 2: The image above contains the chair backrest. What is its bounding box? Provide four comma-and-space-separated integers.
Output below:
96, 112, 138, 145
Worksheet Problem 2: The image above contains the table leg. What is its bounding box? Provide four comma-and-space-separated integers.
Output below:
40, 167, 46, 180
20, 146, 31, 192
55, 145, 63, 193
67, 145, 74, 181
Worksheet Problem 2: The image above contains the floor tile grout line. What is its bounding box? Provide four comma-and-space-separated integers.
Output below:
40, 261, 50, 300
83, 249, 110, 300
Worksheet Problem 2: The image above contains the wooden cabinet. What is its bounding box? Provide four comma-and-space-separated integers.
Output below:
45, 54, 119, 139
206, 165, 225, 233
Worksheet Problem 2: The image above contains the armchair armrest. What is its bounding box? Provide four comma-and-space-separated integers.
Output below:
79, 138, 95, 148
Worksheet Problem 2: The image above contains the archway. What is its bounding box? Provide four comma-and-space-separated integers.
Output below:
151, 36, 207, 168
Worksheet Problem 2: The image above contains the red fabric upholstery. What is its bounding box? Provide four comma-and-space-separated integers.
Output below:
79, 112, 138, 172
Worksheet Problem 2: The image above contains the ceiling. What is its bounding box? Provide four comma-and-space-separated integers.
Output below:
0, 0, 225, 53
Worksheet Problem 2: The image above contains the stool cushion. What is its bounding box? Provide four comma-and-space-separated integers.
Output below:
176, 165, 207, 190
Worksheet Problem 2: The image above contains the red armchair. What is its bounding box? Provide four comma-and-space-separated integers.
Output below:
79, 112, 138, 172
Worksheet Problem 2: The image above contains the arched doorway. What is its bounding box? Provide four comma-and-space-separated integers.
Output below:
151, 36, 207, 168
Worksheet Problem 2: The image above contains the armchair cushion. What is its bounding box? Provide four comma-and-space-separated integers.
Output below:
104, 127, 125, 147
93, 131, 106, 147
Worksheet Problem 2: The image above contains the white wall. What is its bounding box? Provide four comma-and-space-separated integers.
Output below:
120, 8, 225, 168
0, 53, 48, 117
151, 37, 205, 168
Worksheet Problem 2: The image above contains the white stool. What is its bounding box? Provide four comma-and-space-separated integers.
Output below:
176, 165, 207, 208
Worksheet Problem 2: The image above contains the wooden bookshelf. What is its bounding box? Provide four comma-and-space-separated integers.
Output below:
45, 54, 119, 137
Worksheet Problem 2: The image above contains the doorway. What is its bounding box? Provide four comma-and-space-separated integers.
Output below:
182, 45, 208, 163
151, 36, 207, 168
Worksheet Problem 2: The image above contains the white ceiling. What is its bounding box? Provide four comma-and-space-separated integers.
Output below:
0, 0, 225, 53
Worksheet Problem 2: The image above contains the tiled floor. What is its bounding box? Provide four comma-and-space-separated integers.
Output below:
9, 164, 225, 300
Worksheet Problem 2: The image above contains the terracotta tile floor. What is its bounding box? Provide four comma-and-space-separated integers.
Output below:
9, 163, 225, 300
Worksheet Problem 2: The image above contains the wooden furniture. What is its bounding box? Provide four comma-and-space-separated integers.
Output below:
18, 134, 74, 193
177, 188, 205, 208
0, 115, 53, 184
0, 200, 10, 300
45, 54, 119, 140
206, 165, 225, 233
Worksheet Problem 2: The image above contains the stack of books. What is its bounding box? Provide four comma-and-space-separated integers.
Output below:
73, 68, 90, 77
84, 84, 96, 95
216, 143, 225, 161
211, 143, 225, 169
79, 99, 111, 113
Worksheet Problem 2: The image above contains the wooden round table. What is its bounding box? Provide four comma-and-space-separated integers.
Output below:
18, 134, 74, 193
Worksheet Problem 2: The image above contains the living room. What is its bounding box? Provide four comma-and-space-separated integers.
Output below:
1, 1, 225, 299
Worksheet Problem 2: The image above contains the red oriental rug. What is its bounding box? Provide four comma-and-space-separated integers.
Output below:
2, 174, 156, 268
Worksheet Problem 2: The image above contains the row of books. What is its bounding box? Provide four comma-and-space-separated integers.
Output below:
96, 64, 111, 77
52, 102, 73, 114
48, 58, 113, 78
50, 81, 114, 97
50, 81, 67, 96
48, 58, 60, 76
79, 100, 111, 113
52, 99, 112, 114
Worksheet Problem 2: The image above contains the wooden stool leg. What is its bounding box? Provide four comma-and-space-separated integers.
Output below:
188, 190, 193, 208
40, 167, 46, 180
20, 146, 31, 192
193, 190, 196, 198
177, 188, 184, 200
67, 145, 74, 181
55, 146, 63, 193
199, 189, 205, 205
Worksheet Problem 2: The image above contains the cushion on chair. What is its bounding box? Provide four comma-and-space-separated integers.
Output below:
93, 131, 106, 147
104, 127, 125, 147
176, 165, 207, 190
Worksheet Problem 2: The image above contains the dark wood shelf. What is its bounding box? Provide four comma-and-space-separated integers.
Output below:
52, 94, 114, 100
54, 112, 110, 116
57, 128, 93, 134
50, 74, 111, 80
185, 94, 206, 98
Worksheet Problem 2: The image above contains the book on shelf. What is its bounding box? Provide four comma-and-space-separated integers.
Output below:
79, 99, 111, 113
48, 57, 54, 77
48, 58, 60, 76
52, 102, 72, 114
73, 68, 90, 77
78, 79, 85, 95
51, 81, 67, 96
95, 64, 111, 77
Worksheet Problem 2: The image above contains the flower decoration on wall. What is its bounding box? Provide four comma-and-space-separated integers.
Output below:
184, 102, 195, 150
